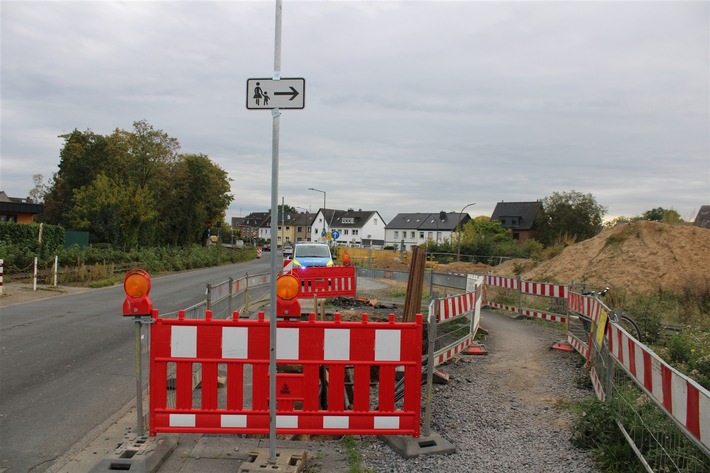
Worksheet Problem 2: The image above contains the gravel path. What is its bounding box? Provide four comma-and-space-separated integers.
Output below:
359, 310, 600, 473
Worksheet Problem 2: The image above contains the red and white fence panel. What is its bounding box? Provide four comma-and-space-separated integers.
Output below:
519, 281, 568, 299
608, 322, 710, 452
568, 292, 603, 325
149, 310, 422, 437
483, 276, 568, 323
431, 275, 483, 367
288, 266, 357, 299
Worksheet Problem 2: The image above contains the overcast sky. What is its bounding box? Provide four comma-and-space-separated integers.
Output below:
2, 0, 708, 224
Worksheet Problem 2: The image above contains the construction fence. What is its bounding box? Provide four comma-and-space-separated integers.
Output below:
140, 265, 709, 470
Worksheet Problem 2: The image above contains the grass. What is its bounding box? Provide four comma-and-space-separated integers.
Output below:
341, 436, 375, 473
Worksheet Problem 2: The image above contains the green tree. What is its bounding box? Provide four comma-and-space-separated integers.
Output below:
641, 207, 683, 224
156, 154, 233, 246
43, 129, 112, 227
68, 174, 158, 249
538, 190, 607, 245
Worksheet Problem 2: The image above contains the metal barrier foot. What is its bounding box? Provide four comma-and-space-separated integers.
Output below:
551, 340, 573, 352
380, 432, 456, 459
239, 448, 308, 472
88, 434, 177, 473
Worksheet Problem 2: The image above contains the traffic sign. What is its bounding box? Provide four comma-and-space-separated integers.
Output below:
246, 78, 305, 110
331, 230, 340, 240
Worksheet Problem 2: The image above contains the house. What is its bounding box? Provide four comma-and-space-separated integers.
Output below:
0, 191, 43, 223
694, 205, 710, 229
236, 212, 269, 243
258, 212, 300, 245
326, 209, 386, 247
385, 211, 471, 251
490, 201, 543, 241
292, 212, 316, 243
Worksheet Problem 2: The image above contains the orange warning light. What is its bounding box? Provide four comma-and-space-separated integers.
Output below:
123, 268, 153, 316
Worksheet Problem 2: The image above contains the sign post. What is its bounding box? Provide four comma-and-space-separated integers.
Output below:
247, 0, 305, 464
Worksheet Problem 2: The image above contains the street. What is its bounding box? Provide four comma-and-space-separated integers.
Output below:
0, 256, 271, 473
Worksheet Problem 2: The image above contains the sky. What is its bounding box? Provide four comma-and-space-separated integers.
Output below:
1, 0, 708, 225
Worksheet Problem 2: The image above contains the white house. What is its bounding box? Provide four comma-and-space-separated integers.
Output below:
384, 211, 471, 251
310, 208, 386, 247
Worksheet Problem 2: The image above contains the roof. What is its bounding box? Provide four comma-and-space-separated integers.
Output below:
694, 205, 710, 229
331, 209, 380, 228
386, 212, 470, 231
0, 191, 44, 215
490, 201, 542, 231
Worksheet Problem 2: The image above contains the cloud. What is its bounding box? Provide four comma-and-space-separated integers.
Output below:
2, 0, 708, 224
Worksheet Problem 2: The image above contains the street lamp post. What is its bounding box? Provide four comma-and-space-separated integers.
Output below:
307, 187, 326, 241
456, 202, 476, 262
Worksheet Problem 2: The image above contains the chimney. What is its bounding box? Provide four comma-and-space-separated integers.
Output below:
439, 211, 446, 221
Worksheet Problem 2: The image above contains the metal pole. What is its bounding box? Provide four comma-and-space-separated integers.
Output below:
268, 2, 283, 462
135, 319, 144, 436
423, 301, 438, 437
53, 255, 58, 287
456, 202, 476, 262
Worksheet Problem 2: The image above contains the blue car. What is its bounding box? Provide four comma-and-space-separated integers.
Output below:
292, 243, 333, 268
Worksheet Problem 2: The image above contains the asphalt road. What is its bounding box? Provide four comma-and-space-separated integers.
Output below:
0, 255, 273, 473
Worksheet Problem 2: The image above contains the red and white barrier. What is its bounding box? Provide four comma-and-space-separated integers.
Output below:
608, 322, 710, 451
519, 281, 568, 298
431, 277, 483, 367
485, 275, 518, 290
520, 308, 566, 324
150, 310, 422, 437
568, 292, 603, 324
0, 259, 3, 295
293, 266, 356, 299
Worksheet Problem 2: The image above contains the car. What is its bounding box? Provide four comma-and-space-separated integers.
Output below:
262, 244, 271, 252
283, 244, 293, 259
292, 243, 333, 268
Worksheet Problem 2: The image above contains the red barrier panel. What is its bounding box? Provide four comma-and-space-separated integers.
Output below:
292, 266, 356, 299
149, 310, 422, 437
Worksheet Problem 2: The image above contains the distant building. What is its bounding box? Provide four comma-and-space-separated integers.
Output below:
694, 205, 710, 229
0, 191, 43, 223
310, 208, 385, 247
385, 211, 471, 251
490, 201, 543, 241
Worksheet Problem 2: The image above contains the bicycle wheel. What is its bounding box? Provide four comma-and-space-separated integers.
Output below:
619, 314, 643, 341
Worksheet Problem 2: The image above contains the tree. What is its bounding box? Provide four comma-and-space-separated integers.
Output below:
156, 154, 233, 246
641, 207, 683, 224
28, 174, 50, 203
538, 191, 607, 245
68, 174, 158, 249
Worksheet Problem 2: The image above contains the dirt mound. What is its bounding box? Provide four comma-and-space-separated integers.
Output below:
491, 221, 710, 294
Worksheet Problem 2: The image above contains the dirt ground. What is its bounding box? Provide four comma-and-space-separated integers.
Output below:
0, 283, 92, 308
375, 221, 710, 295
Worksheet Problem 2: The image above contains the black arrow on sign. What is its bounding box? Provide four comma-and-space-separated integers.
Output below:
274, 87, 300, 101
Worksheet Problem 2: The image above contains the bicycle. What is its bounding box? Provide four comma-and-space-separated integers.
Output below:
581, 287, 643, 341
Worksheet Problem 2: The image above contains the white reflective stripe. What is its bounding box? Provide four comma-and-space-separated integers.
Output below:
170, 413, 196, 427
323, 416, 349, 429
277, 328, 299, 360
222, 327, 249, 359
276, 415, 299, 428
172, 326, 197, 358
374, 416, 399, 429
324, 329, 350, 360
221, 414, 247, 428
671, 372, 687, 426
700, 388, 710, 447
375, 330, 401, 361
651, 356, 664, 405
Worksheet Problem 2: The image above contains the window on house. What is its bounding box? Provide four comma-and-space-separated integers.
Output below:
394, 231, 399, 239
419, 232, 424, 239
314, 228, 319, 235
353, 229, 358, 235
297, 226, 302, 232
513, 232, 520, 240
344, 229, 349, 235
410, 231, 415, 238
428, 232, 433, 239
374, 219, 378, 224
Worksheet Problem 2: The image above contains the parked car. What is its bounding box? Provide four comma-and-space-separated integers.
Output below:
262, 244, 271, 252
283, 244, 293, 259
292, 243, 333, 268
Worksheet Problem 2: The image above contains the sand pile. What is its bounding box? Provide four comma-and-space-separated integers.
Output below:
491, 221, 710, 294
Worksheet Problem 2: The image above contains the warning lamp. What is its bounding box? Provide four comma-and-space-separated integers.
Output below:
122, 268, 153, 316
342, 253, 351, 266
276, 273, 301, 318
